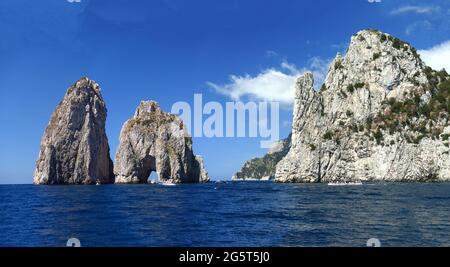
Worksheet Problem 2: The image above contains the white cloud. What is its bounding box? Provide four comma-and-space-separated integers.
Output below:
390, 5, 440, 15
207, 68, 297, 106
265, 50, 278, 58
207, 58, 331, 107
331, 42, 349, 51
405, 20, 432, 35
419, 40, 450, 72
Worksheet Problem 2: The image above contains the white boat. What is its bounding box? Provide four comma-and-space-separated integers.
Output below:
327, 181, 363, 186
159, 179, 177, 186
95, 180, 101, 186
160, 182, 176, 186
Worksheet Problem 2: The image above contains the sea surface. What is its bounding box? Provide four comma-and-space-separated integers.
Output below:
1, 182, 450, 247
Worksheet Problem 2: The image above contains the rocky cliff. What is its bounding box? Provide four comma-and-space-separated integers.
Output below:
34, 77, 114, 185
233, 134, 291, 180
276, 29, 450, 182
114, 101, 209, 184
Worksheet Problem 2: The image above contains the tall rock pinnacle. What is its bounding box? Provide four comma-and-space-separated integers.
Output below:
34, 77, 115, 185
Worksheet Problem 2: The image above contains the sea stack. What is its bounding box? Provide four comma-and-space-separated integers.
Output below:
114, 101, 209, 184
34, 77, 115, 185
235, 29, 450, 182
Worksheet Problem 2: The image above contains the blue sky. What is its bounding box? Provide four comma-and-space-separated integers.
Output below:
0, 0, 449, 184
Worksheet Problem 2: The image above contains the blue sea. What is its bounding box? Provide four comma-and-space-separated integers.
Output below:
0, 182, 450, 247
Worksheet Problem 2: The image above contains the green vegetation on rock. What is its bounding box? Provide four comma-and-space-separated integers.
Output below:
356, 68, 449, 144
234, 135, 291, 180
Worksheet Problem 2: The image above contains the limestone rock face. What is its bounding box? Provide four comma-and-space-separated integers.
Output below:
114, 101, 209, 184
275, 29, 450, 183
276, 74, 325, 182
194, 155, 209, 183
34, 77, 114, 185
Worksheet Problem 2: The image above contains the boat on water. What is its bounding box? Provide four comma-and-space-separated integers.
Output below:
327, 181, 363, 186
95, 180, 101, 186
159, 179, 177, 186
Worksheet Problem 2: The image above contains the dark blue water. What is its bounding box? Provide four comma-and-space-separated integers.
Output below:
1, 182, 450, 247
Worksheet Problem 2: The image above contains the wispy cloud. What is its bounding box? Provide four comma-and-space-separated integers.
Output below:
419, 40, 450, 72
207, 58, 331, 107
265, 50, 278, 58
405, 20, 432, 35
390, 5, 440, 16
331, 42, 349, 53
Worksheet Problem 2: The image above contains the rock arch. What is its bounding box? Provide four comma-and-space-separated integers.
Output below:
114, 101, 209, 184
